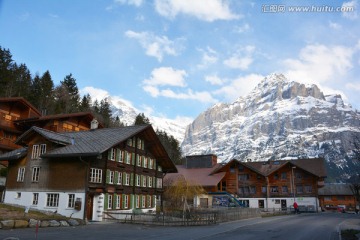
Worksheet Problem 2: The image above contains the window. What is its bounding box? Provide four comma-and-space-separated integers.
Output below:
274, 173, 279, 180
109, 171, 114, 184
124, 195, 129, 209
32, 193, 39, 205
238, 165, 244, 172
90, 168, 102, 183
46, 193, 59, 207
148, 176, 152, 188
32, 167, 40, 182
108, 195, 112, 209
156, 178, 162, 188
157, 165, 162, 172
281, 172, 287, 179
250, 186, 256, 194
149, 158, 153, 169
16, 192, 21, 199
261, 186, 267, 193
137, 154, 141, 166
118, 150, 124, 163
238, 174, 250, 181
304, 185, 312, 193
17, 167, 25, 182
109, 148, 116, 161
116, 195, 121, 209
117, 172, 122, 185
282, 186, 288, 193
125, 173, 130, 186
295, 172, 302, 179
32, 144, 46, 159
68, 194, 75, 208
143, 157, 148, 168
296, 185, 303, 193
136, 195, 140, 208
142, 176, 147, 187
127, 138, 133, 147
147, 195, 152, 208
270, 186, 279, 193
136, 175, 140, 186
125, 152, 131, 164
142, 195, 146, 208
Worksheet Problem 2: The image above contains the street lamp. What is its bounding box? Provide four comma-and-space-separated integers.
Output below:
292, 166, 296, 201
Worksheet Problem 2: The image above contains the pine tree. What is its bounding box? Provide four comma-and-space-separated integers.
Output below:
79, 94, 92, 112
0, 46, 15, 97
134, 113, 151, 125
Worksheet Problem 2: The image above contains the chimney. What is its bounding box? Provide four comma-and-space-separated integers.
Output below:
91, 119, 99, 130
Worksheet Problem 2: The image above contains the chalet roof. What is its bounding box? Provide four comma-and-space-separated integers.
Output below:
164, 164, 226, 187
0, 97, 41, 116
0, 147, 28, 161
9, 124, 177, 173
318, 184, 354, 196
213, 158, 327, 178
14, 112, 104, 128
16, 126, 72, 145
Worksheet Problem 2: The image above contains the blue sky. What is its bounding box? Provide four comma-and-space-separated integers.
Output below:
0, 0, 359, 125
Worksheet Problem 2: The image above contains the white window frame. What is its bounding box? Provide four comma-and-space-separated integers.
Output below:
116, 195, 120, 209
109, 171, 114, 184
147, 195, 152, 208
32, 144, 46, 159
125, 152, 131, 164
68, 194, 75, 208
137, 154, 141, 166
136, 175, 140, 186
157, 178, 162, 189
124, 195, 129, 209
46, 193, 59, 207
141, 195, 146, 208
148, 176, 152, 188
109, 148, 116, 161
32, 193, 39, 205
108, 195, 112, 209
142, 176, 147, 187
117, 172, 122, 185
32, 167, 40, 182
90, 168, 102, 183
125, 173, 130, 186
149, 158, 153, 169
119, 150, 124, 163
17, 167, 25, 182
136, 195, 140, 208
143, 157, 148, 168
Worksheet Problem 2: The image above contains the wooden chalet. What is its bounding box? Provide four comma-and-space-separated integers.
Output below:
318, 184, 357, 211
166, 155, 327, 211
0, 123, 177, 220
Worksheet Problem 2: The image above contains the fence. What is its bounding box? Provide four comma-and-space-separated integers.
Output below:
103, 208, 261, 226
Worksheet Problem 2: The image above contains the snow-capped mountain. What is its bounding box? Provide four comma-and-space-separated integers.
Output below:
181, 73, 360, 181
108, 97, 189, 142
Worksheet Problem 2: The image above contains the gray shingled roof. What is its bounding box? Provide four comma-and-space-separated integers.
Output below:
16, 126, 72, 145
43, 125, 150, 157
318, 184, 354, 196
0, 147, 28, 161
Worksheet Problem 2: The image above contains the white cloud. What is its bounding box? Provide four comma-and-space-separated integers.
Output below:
223, 45, 255, 70
205, 74, 225, 85
214, 74, 264, 101
197, 47, 218, 69
114, 0, 143, 7
154, 0, 240, 22
346, 82, 360, 91
283, 44, 355, 87
234, 23, 251, 33
329, 21, 341, 30
125, 30, 184, 62
143, 67, 187, 87
342, 0, 358, 20
142, 67, 217, 103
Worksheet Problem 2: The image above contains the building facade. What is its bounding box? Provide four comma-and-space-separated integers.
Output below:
0, 124, 176, 220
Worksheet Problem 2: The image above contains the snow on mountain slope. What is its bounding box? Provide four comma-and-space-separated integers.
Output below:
181, 73, 360, 181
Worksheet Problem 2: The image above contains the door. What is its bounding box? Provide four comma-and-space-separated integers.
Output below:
258, 200, 264, 208
86, 194, 94, 221
281, 199, 287, 210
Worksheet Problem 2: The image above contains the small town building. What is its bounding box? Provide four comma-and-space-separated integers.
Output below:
0, 123, 177, 221
318, 183, 357, 211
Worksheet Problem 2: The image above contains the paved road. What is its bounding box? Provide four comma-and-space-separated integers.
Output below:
0, 212, 358, 240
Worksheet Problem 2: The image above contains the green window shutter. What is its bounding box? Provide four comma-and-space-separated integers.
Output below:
140, 195, 143, 208
116, 149, 120, 162
152, 195, 156, 208
107, 149, 111, 160
152, 177, 156, 188
141, 141, 144, 150
122, 173, 126, 185
104, 193, 109, 210
114, 171, 119, 184
122, 194, 126, 209
130, 194, 134, 209
106, 170, 110, 184
130, 173, 134, 186
131, 153, 135, 165
113, 194, 117, 209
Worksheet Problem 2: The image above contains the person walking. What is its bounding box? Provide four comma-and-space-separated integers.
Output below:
293, 201, 299, 214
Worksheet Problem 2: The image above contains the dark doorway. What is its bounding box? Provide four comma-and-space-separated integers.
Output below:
281, 199, 287, 210
258, 200, 264, 208
86, 194, 93, 221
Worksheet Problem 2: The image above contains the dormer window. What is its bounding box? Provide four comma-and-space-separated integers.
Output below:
31, 144, 46, 159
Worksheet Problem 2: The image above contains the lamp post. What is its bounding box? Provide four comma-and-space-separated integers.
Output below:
292, 166, 296, 202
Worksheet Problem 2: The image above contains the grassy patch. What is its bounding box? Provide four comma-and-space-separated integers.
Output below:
341, 229, 360, 240
0, 203, 68, 221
